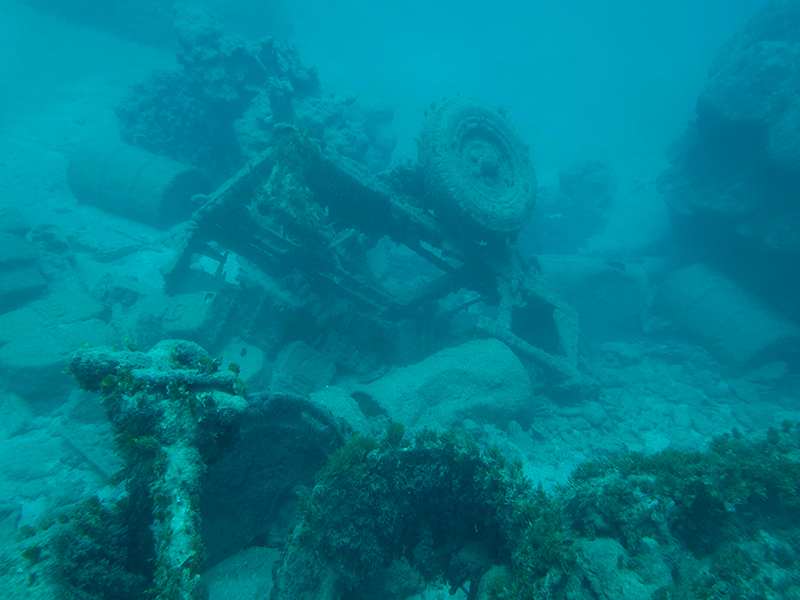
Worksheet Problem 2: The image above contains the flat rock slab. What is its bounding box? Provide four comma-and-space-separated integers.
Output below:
117, 290, 230, 349
0, 207, 30, 236
0, 233, 39, 266
0, 281, 115, 399
0, 420, 113, 535
202, 546, 280, 600
68, 219, 149, 261
0, 265, 47, 312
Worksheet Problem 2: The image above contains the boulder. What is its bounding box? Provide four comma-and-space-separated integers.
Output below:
357, 338, 531, 431
0, 228, 47, 314
570, 537, 668, 600
652, 263, 800, 370
537, 255, 647, 343
0, 281, 115, 400
659, 0, 800, 317
269, 340, 336, 395
117, 290, 231, 350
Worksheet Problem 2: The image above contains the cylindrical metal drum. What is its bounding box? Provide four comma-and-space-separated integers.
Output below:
68, 140, 211, 228
652, 263, 800, 370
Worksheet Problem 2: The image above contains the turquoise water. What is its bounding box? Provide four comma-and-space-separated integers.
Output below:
2, 1, 799, 599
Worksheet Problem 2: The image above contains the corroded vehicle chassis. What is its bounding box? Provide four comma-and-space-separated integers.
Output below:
163, 127, 580, 389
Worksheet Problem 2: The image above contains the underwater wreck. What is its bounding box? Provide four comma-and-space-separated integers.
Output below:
4, 4, 800, 600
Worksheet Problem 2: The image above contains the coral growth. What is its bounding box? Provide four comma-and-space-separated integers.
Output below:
273, 426, 570, 599
275, 423, 800, 600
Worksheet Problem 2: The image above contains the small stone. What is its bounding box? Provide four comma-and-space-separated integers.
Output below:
582, 401, 608, 427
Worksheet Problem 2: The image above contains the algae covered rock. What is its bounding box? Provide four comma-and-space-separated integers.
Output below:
116, 6, 319, 180
562, 423, 800, 599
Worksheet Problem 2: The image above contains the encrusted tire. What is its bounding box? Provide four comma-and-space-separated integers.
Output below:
417, 97, 536, 236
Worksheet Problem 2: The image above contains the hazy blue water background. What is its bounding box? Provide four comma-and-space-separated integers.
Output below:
279, 0, 765, 175
0, 0, 768, 179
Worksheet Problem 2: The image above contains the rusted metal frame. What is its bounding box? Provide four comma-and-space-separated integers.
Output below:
385, 271, 462, 318
447, 252, 580, 382
313, 152, 476, 268
218, 223, 395, 315
165, 144, 581, 385
266, 233, 398, 314
301, 269, 392, 314
162, 150, 385, 314
399, 267, 491, 319
208, 195, 398, 314
399, 237, 458, 276
163, 152, 276, 290
515, 269, 580, 365
477, 316, 581, 383
217, 228, 288, 274
312, 154, 523, 308
439, 294, 487, 318
310, 152, 520, 322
